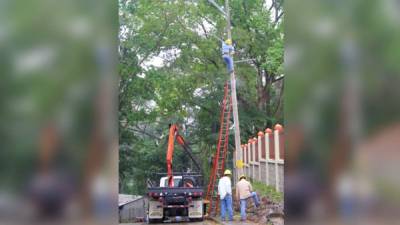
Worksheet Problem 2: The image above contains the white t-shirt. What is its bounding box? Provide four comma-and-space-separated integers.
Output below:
218, 176, 232, 199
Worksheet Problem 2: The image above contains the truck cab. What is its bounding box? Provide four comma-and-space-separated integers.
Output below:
160, 176, 182, 187
147, 173, 204, 223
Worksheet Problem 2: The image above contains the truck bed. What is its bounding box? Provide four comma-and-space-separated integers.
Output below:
148, 187, 203, 198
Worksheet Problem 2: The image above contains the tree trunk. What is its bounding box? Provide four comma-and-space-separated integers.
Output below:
273, 79, 284, 121
256, 68, 268, 112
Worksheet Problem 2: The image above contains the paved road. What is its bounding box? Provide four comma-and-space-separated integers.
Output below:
120, 223, 215, 225
121, 219, 258, 225
120, 223, 257, 225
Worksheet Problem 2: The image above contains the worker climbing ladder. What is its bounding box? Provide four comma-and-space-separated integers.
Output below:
205, 81, 232, 216
205, 0, 243, 218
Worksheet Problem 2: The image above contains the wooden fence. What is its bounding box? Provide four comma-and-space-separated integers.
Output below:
240, 124, 284, 192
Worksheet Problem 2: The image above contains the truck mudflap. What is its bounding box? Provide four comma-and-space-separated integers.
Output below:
188, 199, 203, 218
148, 200, 163, 219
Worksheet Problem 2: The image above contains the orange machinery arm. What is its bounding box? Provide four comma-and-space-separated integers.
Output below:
166, 124, 201, 187
166, 124, 182, 187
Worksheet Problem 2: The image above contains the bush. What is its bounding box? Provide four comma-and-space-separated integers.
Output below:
251, 180, 283, 203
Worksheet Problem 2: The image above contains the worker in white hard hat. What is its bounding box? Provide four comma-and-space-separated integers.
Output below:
221, 39, 234, 73
218, 169, 233, 221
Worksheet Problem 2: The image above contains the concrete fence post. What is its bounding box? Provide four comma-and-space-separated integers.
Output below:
257, 132, 263, 181
274, 124, 283, 192
240, 144, 244, 179
253, 137, 259, 180
247, 139, 253, 180
245, 143, 249, 178
243, 144, 249, 177
240, 125, 284, 192
251, 138, 255, 181
265, 128, 272, 186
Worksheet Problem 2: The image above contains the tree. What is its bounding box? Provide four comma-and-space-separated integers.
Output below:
119, 0, 284, 194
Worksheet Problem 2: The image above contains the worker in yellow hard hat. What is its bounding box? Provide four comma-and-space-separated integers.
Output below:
218, 169, 233, 221
221, 39, 234, 73
236, 174, 260, 221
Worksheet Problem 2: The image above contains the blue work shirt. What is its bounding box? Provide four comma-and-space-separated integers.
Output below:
221, 42, 234, 55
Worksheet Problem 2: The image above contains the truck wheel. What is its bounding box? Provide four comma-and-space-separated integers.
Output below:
148, 218, 163, 224
189, 217, 204, 222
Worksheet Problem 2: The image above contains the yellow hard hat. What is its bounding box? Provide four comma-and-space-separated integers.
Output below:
225, 39, 232, 45
224, 169, 232, 175
239, 174, 246, 180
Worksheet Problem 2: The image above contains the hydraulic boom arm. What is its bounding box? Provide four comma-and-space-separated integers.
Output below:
166, 124, 201, 187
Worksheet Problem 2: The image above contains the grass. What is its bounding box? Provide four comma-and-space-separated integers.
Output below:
251, 180, 283, 203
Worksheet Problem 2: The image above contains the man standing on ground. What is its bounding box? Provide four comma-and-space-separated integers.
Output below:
236, 175, 260, 221
218, 169, 234, 221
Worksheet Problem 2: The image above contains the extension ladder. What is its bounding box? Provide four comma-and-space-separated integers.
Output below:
205, 81, 232, 217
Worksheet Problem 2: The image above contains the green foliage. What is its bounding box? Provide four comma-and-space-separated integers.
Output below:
252, 180, 283, 203
0, 1, 116, 191
119, 0, 284, 194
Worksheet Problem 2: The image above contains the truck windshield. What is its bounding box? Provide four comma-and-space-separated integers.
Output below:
163, 178, 181, 187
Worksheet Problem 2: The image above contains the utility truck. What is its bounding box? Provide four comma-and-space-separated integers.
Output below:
146, 124, 205, 223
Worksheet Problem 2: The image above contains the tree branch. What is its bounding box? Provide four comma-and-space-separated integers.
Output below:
269, 0, 275, 12
272, 74, 284, 83
129, 126, 162, 140
138, 11, 170, 66
187, 99, 215, 115
237, 93, 253, 109
206, 58, 220, 69
274, 11, 284, 26
196, 13, 217, 31
273, 81, 284, 117
200, 21, 209, 38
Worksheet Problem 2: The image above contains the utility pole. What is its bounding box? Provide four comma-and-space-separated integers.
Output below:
225, 0, 232, 39
206, 0, 243, 182
224, 0, 242, 182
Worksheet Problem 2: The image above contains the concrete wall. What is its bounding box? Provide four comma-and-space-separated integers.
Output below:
238, 125, 284, 193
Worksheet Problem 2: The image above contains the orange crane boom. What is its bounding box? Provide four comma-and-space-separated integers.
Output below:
166, 124, 201, 187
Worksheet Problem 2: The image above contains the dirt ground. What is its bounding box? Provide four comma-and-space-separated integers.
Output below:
120, 219, 259, 225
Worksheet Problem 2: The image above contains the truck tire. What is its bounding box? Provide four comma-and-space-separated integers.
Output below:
148, 218, 163, 223
189, 217, 204, 222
